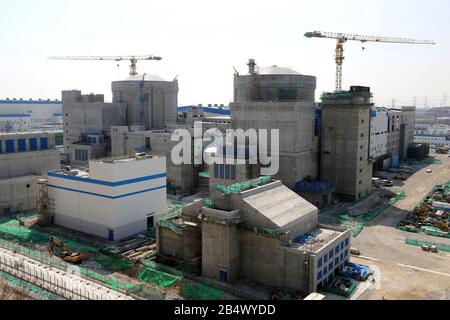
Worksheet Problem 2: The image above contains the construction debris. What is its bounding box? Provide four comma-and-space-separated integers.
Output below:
398, 183, 450, 238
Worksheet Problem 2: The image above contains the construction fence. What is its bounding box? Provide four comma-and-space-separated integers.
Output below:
0, 214, 98, 253
405, 238, 450, 253
320, 190, 406, 237
0, 270, 65, 300
0, 239, 166, 300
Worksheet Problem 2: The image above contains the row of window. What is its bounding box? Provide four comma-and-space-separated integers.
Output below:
317, 238, 349, 269
75, 149, 88, 161
0, 137, 48, 153
213, 164, 237, 180
317, 251, 349, 282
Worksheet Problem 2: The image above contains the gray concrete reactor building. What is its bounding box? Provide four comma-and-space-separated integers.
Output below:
112, 74, 178, 130
230, 59, 319, 188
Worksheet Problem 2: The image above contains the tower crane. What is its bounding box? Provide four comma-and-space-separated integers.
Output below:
48, 55, 162, 76
304, 31, 435, 91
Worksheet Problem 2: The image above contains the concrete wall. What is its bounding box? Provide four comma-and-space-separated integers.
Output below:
202, 221, 240, 282
0, 132, 59, 179
231, 101, 319, 187
321, 100, 373, 202
233, 72, 316, 103
62, 90, 127, 160
0, 175, 37, 215
111, 127, 194, 194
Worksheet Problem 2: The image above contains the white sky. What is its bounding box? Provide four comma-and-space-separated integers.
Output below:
0, 0, 449, 107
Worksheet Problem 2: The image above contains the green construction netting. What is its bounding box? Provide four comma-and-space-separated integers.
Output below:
0, 217, 97, 252
320, 190, 406, 237
199, 171, 210, 178
181, 282, 225, 300
157, 219, 184, 235
142, 260, 183, 276
0, 239, 166, 299
0, 270, 65, 300
138, 268, 180, 288
217, 176, 272, 195
203, 198, 214, 207
93, 256, 135, 270
405, 238, 450, 252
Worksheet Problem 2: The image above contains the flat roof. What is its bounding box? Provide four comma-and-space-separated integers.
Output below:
289, 227, 344, 253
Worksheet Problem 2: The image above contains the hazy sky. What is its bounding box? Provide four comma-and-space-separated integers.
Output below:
0, 0, 448, 107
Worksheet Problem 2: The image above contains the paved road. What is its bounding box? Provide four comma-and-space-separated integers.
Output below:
353, 154, 450, 270
352, 154, 450, 299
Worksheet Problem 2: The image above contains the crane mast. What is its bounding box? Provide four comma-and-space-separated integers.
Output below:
48, 55, 162, 76
305, 31, 435, 91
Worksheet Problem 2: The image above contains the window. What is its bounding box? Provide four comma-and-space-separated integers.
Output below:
40, 137, 48, 150
214, 164, 236, 180
6, 140, 14, 153
18, 139, 26, 152
317, 257, 322, 268
341, 242, 344, 250
344, 250, 348, 257
335, 258, 339, 267
0, 141, 2, 153
359, 181, 362, 185
323, 254, 328, 263
328, 250, 333, 260
360, 157, 363, 161
145, 137, 151, 148
328, 275, 333, 284
361, 133, 364, 138
335, 245, 339, 254
75, 149, 88, 161
340, 252, 344, 261
323, 266, 327, 274
345, 238, 349, 247
361, 119, 364, 124
317, 271, 322, 281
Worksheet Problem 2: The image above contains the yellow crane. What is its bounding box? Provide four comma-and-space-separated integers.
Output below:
48, 55, 162, 76
304, 31, 435, 91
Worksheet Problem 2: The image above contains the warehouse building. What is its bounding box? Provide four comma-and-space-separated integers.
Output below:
0, 99, 62, 132
0, 131, 60, 215
48, 154, 166, 240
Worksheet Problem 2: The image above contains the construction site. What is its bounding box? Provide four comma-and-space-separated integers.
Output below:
0, 10, 445, 301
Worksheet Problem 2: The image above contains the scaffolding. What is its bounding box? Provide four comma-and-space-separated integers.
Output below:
37, 179, 54, 227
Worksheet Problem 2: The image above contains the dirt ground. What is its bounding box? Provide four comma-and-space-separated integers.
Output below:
0, 279, 33, 300
352, 153, 450, 300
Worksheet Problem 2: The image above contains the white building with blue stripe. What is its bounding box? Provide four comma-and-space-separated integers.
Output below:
0, 99, 62, 132
48, 155, 166, 240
